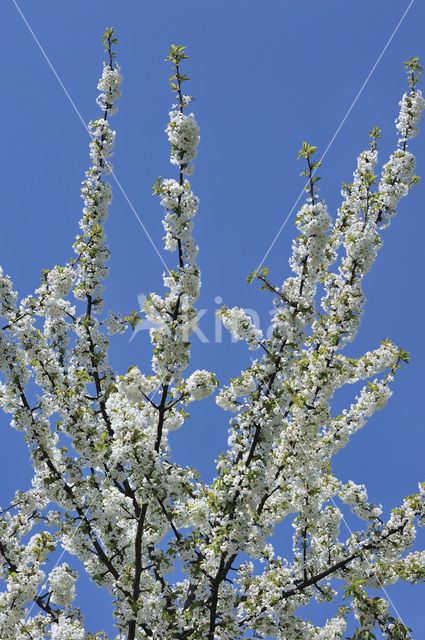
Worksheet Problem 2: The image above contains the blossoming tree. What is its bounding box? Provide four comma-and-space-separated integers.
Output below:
1, 29, 425, 640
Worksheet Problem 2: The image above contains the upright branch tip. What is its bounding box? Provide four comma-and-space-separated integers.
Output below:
166, 44, 193, 104
297, 141, 317, 161
297, 141, 322, 199
102, 27, 118, 66
369, 126, 382, 151
165, 43, 189, 65
404, 56, 422, 91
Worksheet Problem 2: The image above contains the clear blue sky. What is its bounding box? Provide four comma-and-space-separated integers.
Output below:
1, 1, 424, 637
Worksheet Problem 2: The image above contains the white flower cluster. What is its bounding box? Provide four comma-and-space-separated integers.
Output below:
294, 202, 332, 271
166, 110, 200, 173
72, 73, 120, 302
340, 480, 382, 520
48, 563, 77, 605
88, 118, 116, 174
105, 309, 125, 335
396, 89, 425, 141
379, 150, 416, 212
307, 147, 380, 359
45, 265, 74, 300
220, 306, 263, 349
324, 376, 393, 455
160, 179, 199, 259
185, 369, 217, 400
316, 616, 346, 639
216, 370, 257, 412
96, 61, 122, 115
144, 107, 202, 382
0, 267, 17, 319
50, 615, 85, 640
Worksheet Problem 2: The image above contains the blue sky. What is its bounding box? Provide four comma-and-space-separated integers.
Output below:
1, 0, 425, 637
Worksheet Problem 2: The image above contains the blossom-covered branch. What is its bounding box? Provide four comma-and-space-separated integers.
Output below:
0, 31, 424, 640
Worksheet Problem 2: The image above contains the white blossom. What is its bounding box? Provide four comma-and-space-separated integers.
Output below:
48, 563, 77, 606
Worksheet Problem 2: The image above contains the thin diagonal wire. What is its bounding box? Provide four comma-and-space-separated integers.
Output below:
254, 0, 415, 275
249, 356, 408, 628
12, 0, 170, 274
